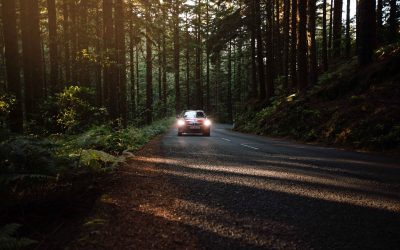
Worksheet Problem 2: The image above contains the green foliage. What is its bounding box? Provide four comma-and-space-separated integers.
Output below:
38, 86, 107, 134
61, 118, 173, 155
0, 224, 36, 250
0, 94, 16, 128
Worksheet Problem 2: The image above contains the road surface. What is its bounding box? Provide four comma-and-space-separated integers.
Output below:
138, 124, 400, 249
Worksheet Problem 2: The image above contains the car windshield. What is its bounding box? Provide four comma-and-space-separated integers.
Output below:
183, 111, 205, 118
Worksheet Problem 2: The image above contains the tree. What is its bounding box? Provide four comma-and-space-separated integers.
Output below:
115, 0, 127, 126
145, 2, 153, 124
308, 0, 317, 86
388, 0, 398, 43
322, 0, 329, 70
47, 0, 59, 91
2, 0, 23, 132
332, 0, 343, 57
20, 0, 44, 117
290, 0, 298, 90
266, 0, 274, 99
297, 0, 308, 93
283, 0, 291, 91
173, 0, 181, 114
103, 0, 115, 115
255, 0, 266, 101
63, 0, 71, 84
357, 0, 376, 66
195, 0, 203, 108
345, 0, 351, 58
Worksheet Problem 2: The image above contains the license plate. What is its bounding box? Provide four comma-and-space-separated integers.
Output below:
190, 125, 200, 129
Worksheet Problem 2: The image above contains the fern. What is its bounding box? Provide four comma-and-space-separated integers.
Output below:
0, 224, 36, 250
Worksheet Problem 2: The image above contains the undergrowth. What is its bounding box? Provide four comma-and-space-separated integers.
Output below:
0, 118, 173, 248
234, 44, 400, 152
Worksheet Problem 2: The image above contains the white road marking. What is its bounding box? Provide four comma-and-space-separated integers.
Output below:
221, 138, 231, 142
240, 144, 259, 150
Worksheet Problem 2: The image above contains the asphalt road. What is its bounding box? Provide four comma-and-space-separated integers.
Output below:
146, 124, 400, 249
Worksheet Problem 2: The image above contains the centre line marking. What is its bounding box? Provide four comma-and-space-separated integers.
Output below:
241, 144, 259, 150
221, 138, 231, 142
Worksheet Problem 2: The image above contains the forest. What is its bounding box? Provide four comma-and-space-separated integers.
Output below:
0, 0, 399, 248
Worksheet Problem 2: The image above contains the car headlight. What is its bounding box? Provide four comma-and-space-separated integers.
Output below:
177, 119, 185, 126
204, 119, 211, 126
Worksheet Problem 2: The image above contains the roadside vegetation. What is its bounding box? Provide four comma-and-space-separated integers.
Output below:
235, 44, 400, 153
0, 86, 172, 249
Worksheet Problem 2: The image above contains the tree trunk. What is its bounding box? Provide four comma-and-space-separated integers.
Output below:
195, 0, 203, 108
95, 4, 102, 106
297, 0, 308, 93
250, 24, 258, 99
357, 0, 376, 66
79, 1, 89, 87
322, 0, 329, 70
129, 3, 135, 115
63, 0, 71, 84
266, 0, 275, 99
255, 0, 266, 101
290, 0, 297, 91
388, 0, 398, 43
227, 42, 233, 123
2, 0, 23, 132
47, 0, 58, 91
235, 39, 243, 104
186, 16, 190, 108
332, 0, 343, 57
283, 0, 290, 93
20, 0, 44, 117
145, 3, 153, 124
376, 0, 383, 44
345, 0, 351, 58
115, 0, 127, 126
103, 0, 114, 112
206, 0, 210, 112
173, 0, 181, 114
162, 6, 167, 114
328, 0, 333, 53
70, 1, 78, 82
308, 0, 317, 86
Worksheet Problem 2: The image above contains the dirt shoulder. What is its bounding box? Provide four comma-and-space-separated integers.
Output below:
62, 135, 199, 249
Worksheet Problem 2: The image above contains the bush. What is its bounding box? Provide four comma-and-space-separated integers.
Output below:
38, 86, 107, 134
0, 94, 16, 129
